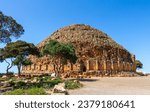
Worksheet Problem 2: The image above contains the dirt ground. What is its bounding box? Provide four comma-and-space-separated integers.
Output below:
69, 76, 150, 95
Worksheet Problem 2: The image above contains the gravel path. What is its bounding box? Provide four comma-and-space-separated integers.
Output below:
69, 76, 150, 95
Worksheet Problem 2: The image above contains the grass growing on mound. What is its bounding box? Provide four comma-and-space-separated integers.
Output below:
4, 88, 46, 95
4, 89, 24, 95
3, 77, 63, 95
65, 80, 82, 89
2, 75, 83, 95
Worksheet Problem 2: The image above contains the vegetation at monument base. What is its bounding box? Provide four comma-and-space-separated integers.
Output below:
135, 60, 143, 69
1, 75, 82, 95
42, 39, 77, 77
65, 80, 83, 89
4, 88, 46, 95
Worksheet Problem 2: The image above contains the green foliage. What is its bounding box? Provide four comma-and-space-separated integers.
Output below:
0, 48, 4, 62
0, 11, 24, 43
42, 40, 59, 56
14, 81, 27, 89
13, 78, 63, 89
13, 55, 32, 66
25, 88, 46, 95
46, 78, 63, 87
4, 89, 24, 95
4, 88, 46, 95
8, 80, 15, 86
2, 40, 39, 75
135, 60, 143, 69
65, 80, 82, 89
35, 76, 52, 82
3, 40, 39, 58
42, 40, 77, 75
2, 76, 83, 95
43, 40, 77, 63
26, 79, 63, 89
3, 77, 63, 95
22, 59, 32, 66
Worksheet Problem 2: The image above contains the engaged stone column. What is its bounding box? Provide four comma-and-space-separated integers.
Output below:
125, 62, 127, 71
127, 62, 130, 71
95, 60, 99, 71
34, 64, 36, 70
120, 62, 123, 71
117, 58, 120, 72
39, 65, 42, 70
123, 62, 126, 71
103, 60, 106, 71
86, 60, 90, 71
129, 63, 132, 71
111, 60, 114, 71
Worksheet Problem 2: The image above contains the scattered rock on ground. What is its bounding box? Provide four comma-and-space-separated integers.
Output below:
51, 73, 57, 78
2, 75, 7, 79
53, 83, 68, 95
24, 80, 31, 83
31, 78, 38, 83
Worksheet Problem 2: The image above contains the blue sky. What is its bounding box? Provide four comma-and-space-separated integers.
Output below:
0, 0, 150, 73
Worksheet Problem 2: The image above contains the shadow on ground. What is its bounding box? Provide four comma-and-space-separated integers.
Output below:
71, 78, 99, 82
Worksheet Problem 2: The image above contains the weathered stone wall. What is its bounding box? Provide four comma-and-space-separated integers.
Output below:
22, 47, 136, 76
22, 54, 136, 76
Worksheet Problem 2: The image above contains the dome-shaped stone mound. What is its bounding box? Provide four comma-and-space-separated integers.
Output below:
22, 24, 136, 76
37, 24, 130, 61
38, 24, 124, 49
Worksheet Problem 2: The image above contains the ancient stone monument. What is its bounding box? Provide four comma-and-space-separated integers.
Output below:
22, 24, 136, 77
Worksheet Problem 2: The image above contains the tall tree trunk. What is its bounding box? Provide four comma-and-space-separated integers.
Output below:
62, 64, 64, 73
17, 65, 21, 76
53, 64, 59, 77
5, 59, 13, 74
71, 63, 73, 71
56, 65, 59, 77
53, 64, 56, 73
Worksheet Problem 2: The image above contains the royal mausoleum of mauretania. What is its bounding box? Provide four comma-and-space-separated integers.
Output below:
22, 24, 136, 77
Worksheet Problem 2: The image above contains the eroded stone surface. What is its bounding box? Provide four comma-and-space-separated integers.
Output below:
22, 24, 136, 77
